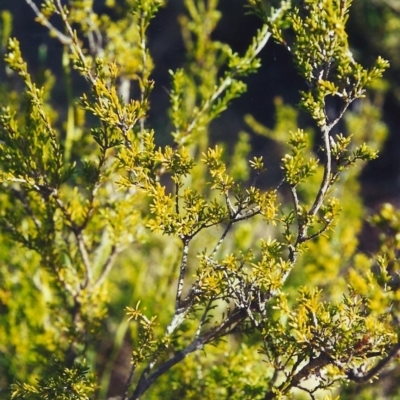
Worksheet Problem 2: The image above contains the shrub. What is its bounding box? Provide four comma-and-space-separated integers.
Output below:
0, 0, 399, 399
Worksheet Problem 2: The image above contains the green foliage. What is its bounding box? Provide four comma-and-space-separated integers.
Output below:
0, 0, 399, 399
11, 358, 95, 400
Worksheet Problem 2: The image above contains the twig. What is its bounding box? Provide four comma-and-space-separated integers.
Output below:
224, 191, 235, 217
53, 0, 96, 85
122, 364, 136, 400
181, 4, 288, 140
175, 182, 180, 214
138, 14, 148, 137
25, 0, 72, 45
327, 100, 352, 131
194, 300, 213, 339
288, 185, 305, 242
84, 12, 103, 56
52, 192, 93, 288
290, 186, 301, 217
79, 124, 110, 230
76, 230, 92, 288
308, 125, 332, 219
303, 220, 333, 242
10, 187, 41, 231
307, 98, 355, 222
295, 385, 317, 400
209, 198, 260, 257
210, 219, 234, 257
93, 245, 120, 288
176, 238, 190, 310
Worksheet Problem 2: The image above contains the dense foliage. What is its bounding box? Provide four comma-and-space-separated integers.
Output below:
0, 0, 399, 399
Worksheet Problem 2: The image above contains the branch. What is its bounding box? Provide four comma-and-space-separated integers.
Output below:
346, 342, 400, 383
129, 308, 246, 400
289, 351, 333, 388
126, 263, 197, 399
129, 336, 204, 400
264, 352, 333, 399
